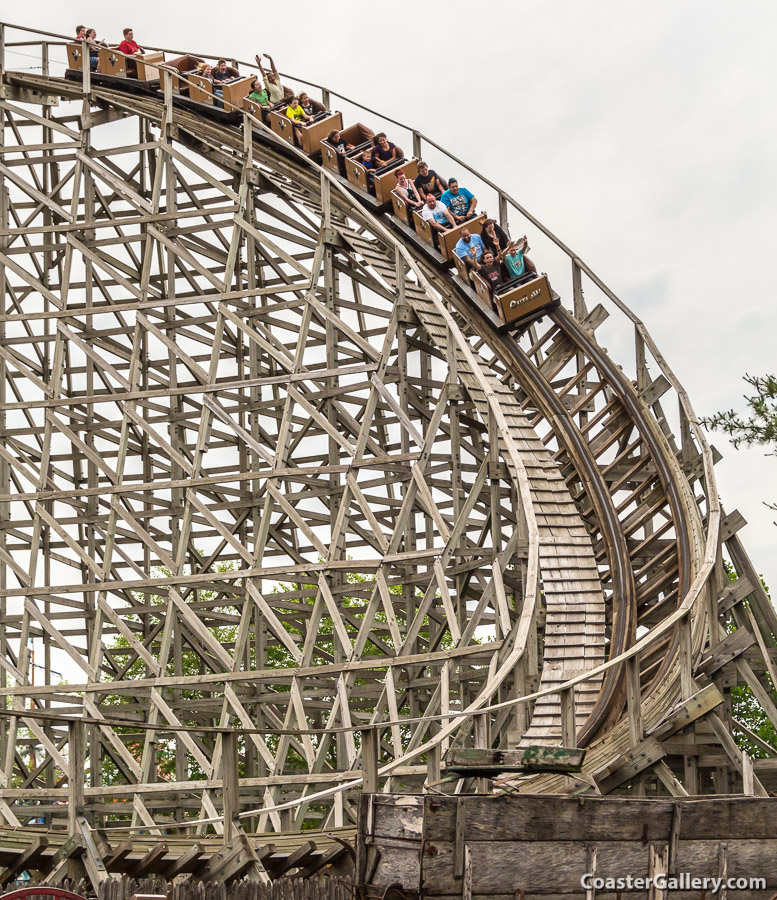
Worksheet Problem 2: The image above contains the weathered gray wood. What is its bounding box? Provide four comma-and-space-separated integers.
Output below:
105, 842, 134, 872
650, 685, 724, 741
447, 746, 585, 775
419, 838, 777, 894
596, 737, 666, 793
265, 841, 316, 878
42, 834, 83, 881
0, 38, 772, 870
423, 795, 777, 843
295, 843, 347, 878
668, 802, 681, 875
164, 843, 205, 878
78, 817, 109, 887
67, 720, 85, 835
648, 842, 668, 900
129, 843, 168, 877
698, 630, 756, 676
361, 730, 379, 795
0, 837, 49, 886
222, 731, 240, 843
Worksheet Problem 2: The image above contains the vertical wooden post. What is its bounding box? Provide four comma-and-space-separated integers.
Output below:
243, 113, 253, 159
222, 730, 240, 843
560, 688, 576, 748
0, 25, 5, 75
626, 653, 645, 795
498, 193, 508, 233
322, 88, 331, 110
68, 720, 85, 837
81, 39, 90, 96
679, 615, 694, 700
635, 327, 650, 392
626, 653, 643, 746
572, 260, 587, 319
742, 750, 754, 795
471, 713, 489, 793
585, 845, 597, 900
361, 728, 378, 794
648, 842, 669, 900
162, 68, 174, 136
333, 787, 344, 827
473, 713, 488, 749
679, 400, 695, 470
717, 843, 728, 900
425, 744, 441, 789
412, 131, 422, 160
679, 615, 698, 793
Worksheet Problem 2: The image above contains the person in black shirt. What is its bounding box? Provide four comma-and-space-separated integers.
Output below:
481, 218, 510, 258
327, 130, 354, 155
414, 161, 448, 200
84, 28, 106, 71
299, 92, 325, 118
212, 60, 233, 83
211, 60, 236, 108
472, 249, 505, 294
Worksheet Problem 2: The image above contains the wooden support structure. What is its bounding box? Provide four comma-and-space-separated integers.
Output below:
0, 24, 772, 894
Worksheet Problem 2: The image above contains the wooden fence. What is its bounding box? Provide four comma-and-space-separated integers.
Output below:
96, 877, 360, 900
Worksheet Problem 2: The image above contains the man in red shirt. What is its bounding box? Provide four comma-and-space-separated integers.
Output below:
117, 28, 143, 56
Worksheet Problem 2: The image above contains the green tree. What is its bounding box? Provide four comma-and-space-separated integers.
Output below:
723, 563, 777, 758
702, 373, 777, 515
103, 565, 454, 812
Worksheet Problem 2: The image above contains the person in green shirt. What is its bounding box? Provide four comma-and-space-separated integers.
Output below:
248, 77, 269, 107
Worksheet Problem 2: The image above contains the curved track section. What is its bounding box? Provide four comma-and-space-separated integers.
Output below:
0, 35, 775, 876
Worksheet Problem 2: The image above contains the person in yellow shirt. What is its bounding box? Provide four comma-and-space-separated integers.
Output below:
285, 97, 313, 124
284, 97, 314, 145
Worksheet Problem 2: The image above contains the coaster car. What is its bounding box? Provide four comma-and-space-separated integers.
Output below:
161, 55, 205, 94
472, 270, 560, 331
319, 123, 374, 176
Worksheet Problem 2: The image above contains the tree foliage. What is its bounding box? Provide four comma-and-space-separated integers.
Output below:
702, 373, 777, 516
104, 564, 451, 795
724, 563, 777, 758
702, 374, 777, 451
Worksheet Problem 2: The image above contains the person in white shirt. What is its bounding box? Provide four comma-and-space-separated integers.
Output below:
394, 169, 423, 210
420, 192, 455, 233
255, 53, 288, 104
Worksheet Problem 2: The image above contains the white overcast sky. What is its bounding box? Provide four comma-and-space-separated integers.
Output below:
6, 0, 777, 593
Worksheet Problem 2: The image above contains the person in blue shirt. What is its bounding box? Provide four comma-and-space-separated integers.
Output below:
441, 178, 478, 224
454, 228, 485, 268
503, 238, 538, 281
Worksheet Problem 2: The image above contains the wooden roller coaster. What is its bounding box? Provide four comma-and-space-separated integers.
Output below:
0, 21, 775, 892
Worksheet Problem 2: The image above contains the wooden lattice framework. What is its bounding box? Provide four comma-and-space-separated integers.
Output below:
0, 22, 775, 889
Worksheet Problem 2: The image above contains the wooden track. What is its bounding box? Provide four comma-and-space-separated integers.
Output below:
0, 30, 776, 887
